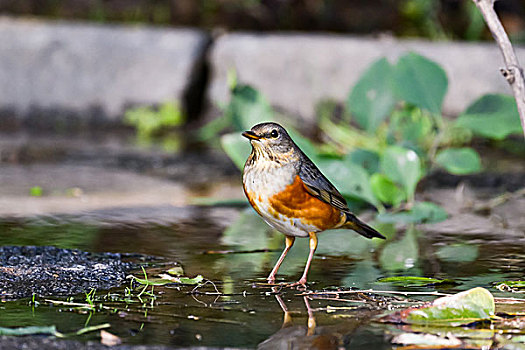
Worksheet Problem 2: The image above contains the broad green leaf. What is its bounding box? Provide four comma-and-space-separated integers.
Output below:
456, 94, 522, 140
380, 146, 422, 199
347, 58, 396, 132
317, 158, 381, 208
377, 201, 448, 224
347, 149, 380, 174
379, 227, 419, 271
220, 132, 252, 170
226, 84, 275, 131
377, 276, 457, 287
389, 105, 434, 146
381, 287, 495, 326
370, 173, 406, 206
393, 52, 448, 114
435, 148, 481, 175
0, 326, 59, 336
436, 244, 479, 263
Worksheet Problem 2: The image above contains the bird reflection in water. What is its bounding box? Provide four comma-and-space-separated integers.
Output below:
258, 287, 342, 350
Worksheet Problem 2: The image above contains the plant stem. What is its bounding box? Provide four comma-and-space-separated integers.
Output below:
473, 0, 525, 138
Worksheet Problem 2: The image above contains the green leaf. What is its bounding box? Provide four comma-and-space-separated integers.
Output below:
347, 58, 396, 132
317, 158, 381, 208
381, 287, 495, 326
370, 173, 406, 206
389, 105, 434, 146
220, 132, 252, 170
456, 94, 522, 140
377, 201, 448, 224
177, 275, 204, 285
379, 227, 419, 271
30, 186, 43, 197
133, 275, 204, 285
393, 52, 448, 114
0, 326, 59, 336
159, 101, 184, 126
132, 277, 174, 286
75, 323, 111, 335
167, 266, 184, 276
377, 276, 458, 287
435, 148, 481, 175
380, 146, 422, 199
494, 280, 525, 290
347, 149, 380, 174
436, 244, 479, 263
226, 84, 275, 131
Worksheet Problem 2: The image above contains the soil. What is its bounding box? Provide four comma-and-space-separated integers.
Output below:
0, 246, 131, 299
0, 336, 181, 350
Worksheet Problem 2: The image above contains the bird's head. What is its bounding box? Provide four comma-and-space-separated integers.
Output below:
242, 122, 296, 160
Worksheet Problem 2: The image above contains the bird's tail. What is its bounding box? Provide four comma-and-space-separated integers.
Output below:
343, 212, 386, 239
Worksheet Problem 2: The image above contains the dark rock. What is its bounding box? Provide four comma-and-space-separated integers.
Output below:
0, 246, 131, 299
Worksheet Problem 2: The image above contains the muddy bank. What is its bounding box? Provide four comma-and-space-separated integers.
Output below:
0, 246, 131, 299
0, 336, 218, 350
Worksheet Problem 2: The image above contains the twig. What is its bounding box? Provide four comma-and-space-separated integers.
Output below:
473, 0, 525, 138
298, 289, 452, 297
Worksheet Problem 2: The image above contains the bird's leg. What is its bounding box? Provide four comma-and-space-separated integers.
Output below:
304, 296, 316, 336
294, 232, 318, 286
274, 292, 293, 328
267, 236, 295, 283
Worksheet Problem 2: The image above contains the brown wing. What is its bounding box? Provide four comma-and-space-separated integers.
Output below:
298, 157, 349, 213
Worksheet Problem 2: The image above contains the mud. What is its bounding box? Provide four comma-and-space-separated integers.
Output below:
0, 246, 132, 299
0, 336, 193, 350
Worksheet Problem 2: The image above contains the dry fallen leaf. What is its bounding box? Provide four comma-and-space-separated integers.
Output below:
100, 329, 122, 346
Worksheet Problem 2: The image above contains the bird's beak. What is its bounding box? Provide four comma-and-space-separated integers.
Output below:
242, 131, 261, 140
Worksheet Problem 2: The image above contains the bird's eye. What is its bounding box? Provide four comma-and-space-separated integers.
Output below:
270, 129, 279, 138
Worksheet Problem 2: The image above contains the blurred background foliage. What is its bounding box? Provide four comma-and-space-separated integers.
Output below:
213, 52, 523, 224
1, 0, 524, 42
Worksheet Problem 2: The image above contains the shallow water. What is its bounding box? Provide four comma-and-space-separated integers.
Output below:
0, 207, 524, 349
0, 131, 524, 348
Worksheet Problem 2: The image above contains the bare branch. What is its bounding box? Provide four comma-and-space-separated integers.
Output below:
473, 0, 525, 138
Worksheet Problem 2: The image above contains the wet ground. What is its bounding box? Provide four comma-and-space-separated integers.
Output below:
1, 131, 525, 349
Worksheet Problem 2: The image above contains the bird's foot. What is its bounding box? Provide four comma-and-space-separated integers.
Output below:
265, 276, 285, 286
285, 278, 308, 289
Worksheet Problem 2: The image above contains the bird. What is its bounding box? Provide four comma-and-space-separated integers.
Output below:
242, 122, 385, 286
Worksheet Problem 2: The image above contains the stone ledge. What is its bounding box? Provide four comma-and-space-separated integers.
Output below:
209, 33, 525, 123
0, 17, 209, 125
2, 17, 525, 127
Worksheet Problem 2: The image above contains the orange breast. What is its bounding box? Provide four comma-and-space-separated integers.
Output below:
269, 175, 342, 231
243, 186, 262, 216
